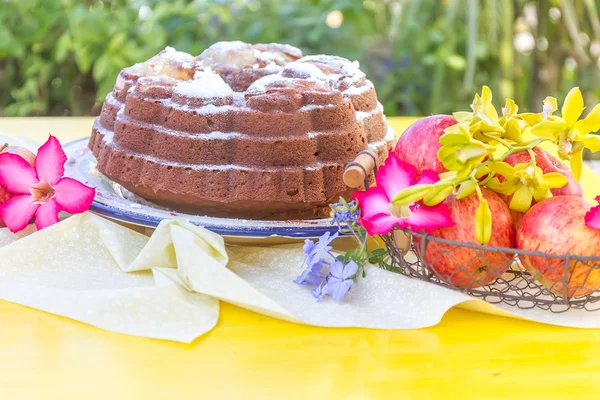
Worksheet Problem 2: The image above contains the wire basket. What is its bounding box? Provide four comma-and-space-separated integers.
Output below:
345, 152, 600, 313
381, 229, 600, 313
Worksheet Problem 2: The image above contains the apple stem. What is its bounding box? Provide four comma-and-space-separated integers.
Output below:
0, 144, 7, 153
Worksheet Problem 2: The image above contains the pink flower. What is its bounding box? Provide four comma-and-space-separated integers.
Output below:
0, 136, 95, 233
352, 153, 454, 236
585, 196, 600, 230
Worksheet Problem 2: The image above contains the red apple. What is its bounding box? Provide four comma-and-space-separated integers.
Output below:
501, 147, 583, 228
517, 196, 600, 298
414, 188, 516, 288
395, 115, 457, 176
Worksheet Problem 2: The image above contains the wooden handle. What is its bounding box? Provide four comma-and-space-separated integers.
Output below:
343, 150, 378, 188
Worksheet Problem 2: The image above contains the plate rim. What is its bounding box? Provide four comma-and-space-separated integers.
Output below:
65, 137, 343, 238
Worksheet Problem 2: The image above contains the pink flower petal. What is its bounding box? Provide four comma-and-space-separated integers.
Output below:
359, 214, 407, 236
53, 177, 96, 214
353, 187, 391, 219
417, 169, 440, 185
0, 153, 38, 194
375, 153, 418, 201
585, 202, 600, 230
35, 199, 61, 230
405, 202, 455, 234
36, 135, 67, 185
0, 195, 39, 233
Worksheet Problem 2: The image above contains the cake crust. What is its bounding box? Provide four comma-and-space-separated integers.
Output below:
89, 42, 394, 219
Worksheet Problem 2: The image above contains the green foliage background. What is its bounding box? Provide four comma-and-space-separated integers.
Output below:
2, 0, 600, 117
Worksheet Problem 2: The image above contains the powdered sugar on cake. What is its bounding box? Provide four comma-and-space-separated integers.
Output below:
343, 80, 373, 96
245, 74, 290, 93
357, 102, 384, 121
282, 61, 328, 80
175, 72, 233, 98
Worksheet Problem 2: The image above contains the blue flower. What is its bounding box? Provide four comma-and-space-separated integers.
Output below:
302, 238, 317, 265
293, 260, 326, 286
294, 232, 338, 285
331, 200, 359, 225
324, 260, 359, 302
332, 208, 357, 224
311, 280, 328, 302
304, 231, 338, 266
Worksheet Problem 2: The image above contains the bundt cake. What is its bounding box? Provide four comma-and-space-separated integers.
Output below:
89, 41, 395, 219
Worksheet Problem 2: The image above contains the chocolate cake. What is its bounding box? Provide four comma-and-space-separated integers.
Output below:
89, 42, 395, 219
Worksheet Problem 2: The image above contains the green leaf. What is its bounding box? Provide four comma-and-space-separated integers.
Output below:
54, 33, 72, 62
445, 53, 467, 70
475, 199, 492, 245
92, 54, 110, 82
108, 32, 127, 52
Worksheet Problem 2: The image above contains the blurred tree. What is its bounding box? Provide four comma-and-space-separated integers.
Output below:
1, 0, 600, 118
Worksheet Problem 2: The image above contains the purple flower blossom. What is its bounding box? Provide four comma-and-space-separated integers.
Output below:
294, 227, 359, 303
306, 231, 338, 265
294, 232, 338, 285
324, 260, 358, 302
293, 260, 326, 286
331, 200, 359, 225
332, 208, 358, 224
311, 280, 328, 302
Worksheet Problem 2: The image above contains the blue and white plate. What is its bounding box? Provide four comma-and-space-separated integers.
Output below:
63, 138, 341, 240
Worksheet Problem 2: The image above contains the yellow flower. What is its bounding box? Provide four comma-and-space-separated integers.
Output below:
498, 99, 524, 143
529, 87, 600, 180
451, 86, 505, 139
519, 96, 558, 126
485, 160, 568, 212
470, 86, 504, 133
437, 123, 495, 178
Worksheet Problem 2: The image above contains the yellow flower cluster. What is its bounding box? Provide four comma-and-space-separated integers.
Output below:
392, 86, 600, 244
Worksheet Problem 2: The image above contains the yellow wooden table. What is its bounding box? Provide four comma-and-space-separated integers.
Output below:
1, 117, 600, 399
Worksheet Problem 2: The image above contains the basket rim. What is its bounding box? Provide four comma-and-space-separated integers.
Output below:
396, 228, 600, 262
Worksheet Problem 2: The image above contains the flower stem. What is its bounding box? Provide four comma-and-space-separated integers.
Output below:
482, 133, 513, 149
527, 148, 537, 166
474, 181, 484, 202
495, 138, 547, 161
